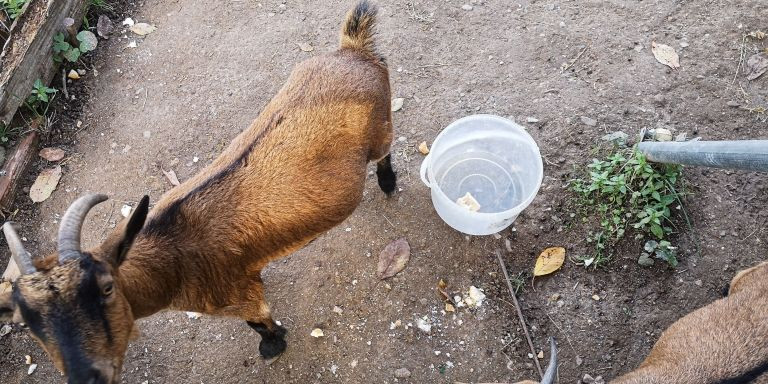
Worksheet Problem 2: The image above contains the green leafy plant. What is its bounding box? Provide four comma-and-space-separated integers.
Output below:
639, 240, 678, 267
89, 0, 114, 12
53, 31, 98, 63
0, 123, 20, 144
2, 0, 26, 20
570, 148, 684, 268
25, 79, 57, 114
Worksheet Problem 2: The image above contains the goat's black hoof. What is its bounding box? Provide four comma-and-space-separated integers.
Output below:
259, 334, 287, 359
258, 324, 287, 359
721, 283, 731, 297
377, 174, 397, 196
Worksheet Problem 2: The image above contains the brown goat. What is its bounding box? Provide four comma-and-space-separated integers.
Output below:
519, 261, 768, 384
610, 260, 768, 384
0, 1, 394, 383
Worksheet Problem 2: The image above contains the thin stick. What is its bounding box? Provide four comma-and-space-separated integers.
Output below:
732, 34, 747, 85
495, 249, 543, 378
562, 45, 588, 72
61, 69, 69, 100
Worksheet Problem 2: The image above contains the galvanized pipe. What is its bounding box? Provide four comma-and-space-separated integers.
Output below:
637, 140, 768, 172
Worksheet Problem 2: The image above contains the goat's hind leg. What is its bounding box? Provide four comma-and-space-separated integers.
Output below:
376, 153, 397, 195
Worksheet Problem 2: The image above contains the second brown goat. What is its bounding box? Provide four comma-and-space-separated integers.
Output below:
518, 260, 768, 384
0, 1, 393, 383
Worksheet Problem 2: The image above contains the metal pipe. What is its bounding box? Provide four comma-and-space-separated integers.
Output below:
637, 140, 768, 172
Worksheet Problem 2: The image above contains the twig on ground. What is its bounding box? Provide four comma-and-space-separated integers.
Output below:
61, 69, 69, 100
546, 312, 576, 355
495, 249, 544, 378
562, 45, 588, 72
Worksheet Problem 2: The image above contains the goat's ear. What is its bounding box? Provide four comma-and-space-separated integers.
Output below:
114, 195, 150, 266
0, 289, 16, 323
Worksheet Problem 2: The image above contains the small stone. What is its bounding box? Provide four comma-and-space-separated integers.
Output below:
418, 141, 430, 155
694, 279, 703, 287
719, 230, 727, 237
121, 205, 132, 218
416, 318, 432, 334
350, 359, 358, 368
537, 350, 544, 359
653, 93, 666, 105
332, 306, 344, 315
143, 130, 151, 138
67, 70, 80, 80
592, 294, 600, 301
583, 374, 596, 384
679, 41, 689, 48
576, 355, 583, 366
0, 324, 11, 337
727, 100, 740, 107
185, 311, 202, 319
580, 116, 597, 127
311, 328, 325, 338
193, 156, 199, 163
526, 117, 540, 123
654, 128, 673, 142
394, 368, 411, 378
445, 303, 455, 312
25, 355, 32, 364
600, 131, 628, 145
28, 364, 37, 375
391, 98, 405, 112
461, 4, 473, 10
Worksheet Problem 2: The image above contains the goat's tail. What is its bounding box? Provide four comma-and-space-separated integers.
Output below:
340, 1, 382, 62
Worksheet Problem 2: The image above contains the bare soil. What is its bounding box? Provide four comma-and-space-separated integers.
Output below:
1, 0, 767, 383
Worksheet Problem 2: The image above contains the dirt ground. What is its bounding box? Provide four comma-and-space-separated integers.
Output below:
2, 0, 767, 383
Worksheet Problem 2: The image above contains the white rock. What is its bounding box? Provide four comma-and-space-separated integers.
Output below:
416, 318, 432, 334
122, 17, 134, 26
468, 286, 486, 307
28, 364, 37, 375
311, 328, 325, 337
391, 98, 405, 112
461, 4, 474, 10
185, 311, 202, 319
121, 205, 132, 218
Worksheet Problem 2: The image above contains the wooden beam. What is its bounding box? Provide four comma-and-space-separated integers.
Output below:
0, 0, 89, 125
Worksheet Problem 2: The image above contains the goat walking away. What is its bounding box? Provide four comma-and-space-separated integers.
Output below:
0, 1, 395, 383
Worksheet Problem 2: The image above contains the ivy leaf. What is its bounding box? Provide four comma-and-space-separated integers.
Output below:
77, 31, 98, 52
62, 47, 81, 62
650, 223, 664, 239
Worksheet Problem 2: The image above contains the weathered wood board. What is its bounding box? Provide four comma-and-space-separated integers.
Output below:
0, 0, 89, 125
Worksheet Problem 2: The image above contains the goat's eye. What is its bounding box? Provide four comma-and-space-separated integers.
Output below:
102, 283, 114, 296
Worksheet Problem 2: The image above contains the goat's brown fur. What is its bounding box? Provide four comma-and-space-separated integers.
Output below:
611, 260, 768, 384
1, 1, 394, 382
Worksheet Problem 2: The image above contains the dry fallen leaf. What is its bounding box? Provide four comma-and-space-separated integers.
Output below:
162, 169, 181, 186
310, 328, 325, 338
745, 53, 768, 81
130, 23, 157, 36
445, 303, 455, 312
297, 42, 314, 52
30, 166, 62, 203
533, 247, 566, 276
97, 15, 114, 38
436, 279, 452, 303
651, 42, 680, 69
391, 97, 404, 112
377, 238, 410, 279
39, 147, 66, 162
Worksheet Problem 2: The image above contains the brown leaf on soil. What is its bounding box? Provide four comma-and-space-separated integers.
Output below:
38, 147, 65, 162
745, 53, 768, 81
162, 169, 181, 186
534, 247, 566, 277
377, 238, 410, 279
436, 279, 452, 303
29, 166, 62, 203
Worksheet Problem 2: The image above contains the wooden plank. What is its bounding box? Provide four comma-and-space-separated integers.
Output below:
0, 130, 39, 210
0, 0, 89, 125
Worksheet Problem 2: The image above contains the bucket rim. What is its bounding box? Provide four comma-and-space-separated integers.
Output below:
426, 114, 544, 217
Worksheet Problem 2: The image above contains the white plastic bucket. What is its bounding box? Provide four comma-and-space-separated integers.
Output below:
420, 114, 543, 236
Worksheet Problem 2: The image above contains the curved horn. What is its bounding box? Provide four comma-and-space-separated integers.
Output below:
539, 337, 558, 384
58, 194, 109, 263
2, 222, 36, 275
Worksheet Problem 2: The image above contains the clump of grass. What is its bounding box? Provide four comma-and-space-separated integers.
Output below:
569, 147, 684, 268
